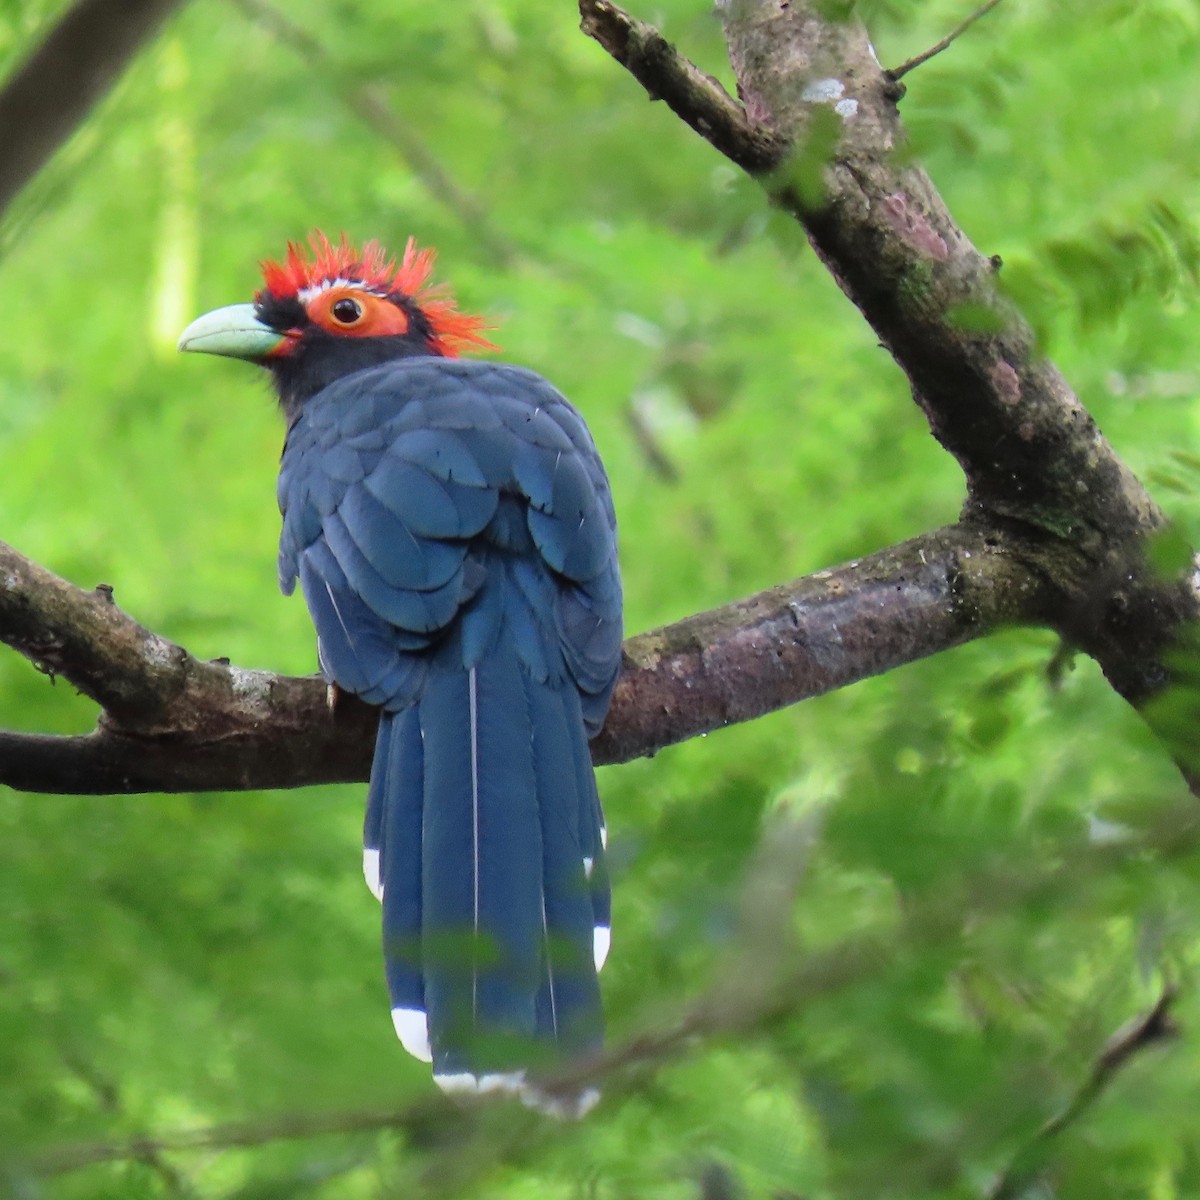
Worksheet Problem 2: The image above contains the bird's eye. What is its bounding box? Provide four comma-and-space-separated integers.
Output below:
331, 297, 363, 324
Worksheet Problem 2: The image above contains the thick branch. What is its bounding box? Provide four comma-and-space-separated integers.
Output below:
0, 540, 376, 792
578, 0, 782, 170
581, 0, 1152, 540
0, 522, 1045, 793
579, 0, 1200, 731
0, 0, 187, 220
6, 1, 1197, 799
594, 520, 1043, 764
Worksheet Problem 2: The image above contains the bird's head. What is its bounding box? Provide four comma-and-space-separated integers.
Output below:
178, 231, 496, 417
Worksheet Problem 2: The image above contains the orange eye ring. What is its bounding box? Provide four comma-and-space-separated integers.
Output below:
306, 287, 410, 339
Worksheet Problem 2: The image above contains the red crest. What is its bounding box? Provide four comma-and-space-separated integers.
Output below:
258, 231, 497, 357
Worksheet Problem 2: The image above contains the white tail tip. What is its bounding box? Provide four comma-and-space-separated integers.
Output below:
363, 847, 384, 901
435, 1070, 526, 1095
391, 1006, 432, 1063
433, 1072, 600, 1119
594, 925, 611, 971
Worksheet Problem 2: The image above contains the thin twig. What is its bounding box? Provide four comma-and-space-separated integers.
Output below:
988, 986, 1180, 1200
25, 841, 1191, 1180
25, 1096, 458, 1176
888, 0, 1007, 81
56, 1043, 199, 1196
26, 821, 876, 1179
623, 398, 680, 483
228, 0, 521, 267
29, 925, 888, 1177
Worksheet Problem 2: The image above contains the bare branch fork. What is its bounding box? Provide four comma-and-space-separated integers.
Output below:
2, 0, 1199, 801
576, 0, 1200, 780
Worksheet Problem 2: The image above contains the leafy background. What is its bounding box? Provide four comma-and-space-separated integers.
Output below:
4, 0, 1200, 1196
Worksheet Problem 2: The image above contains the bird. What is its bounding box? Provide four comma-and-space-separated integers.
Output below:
178, 232, 622, 1100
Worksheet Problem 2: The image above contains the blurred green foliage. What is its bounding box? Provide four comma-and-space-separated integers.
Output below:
4, 0, 1200, 1197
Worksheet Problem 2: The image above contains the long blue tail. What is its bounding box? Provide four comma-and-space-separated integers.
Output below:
363, 641, 609, 1089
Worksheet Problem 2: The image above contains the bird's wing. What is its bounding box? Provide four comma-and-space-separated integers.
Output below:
476, 364, 623, 732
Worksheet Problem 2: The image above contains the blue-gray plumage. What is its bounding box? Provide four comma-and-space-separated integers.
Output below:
278, 358, 622, 1085
179, 233, 621, 1100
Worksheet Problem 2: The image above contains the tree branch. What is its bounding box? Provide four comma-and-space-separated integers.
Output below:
0, 521, 1045, 793
577, 0, 783, 171
26, 1094, 457, 1177
888, 0, 1008, 81
54, 1041, 199, 1196
28, 839, 890, 1176
0, 0, 188, 221
989, 986, 1180, 1200
34, 809, 1139, 1179
5, 0, 1198, 801
578, 0, 1200, 773
228, 0, 521, 268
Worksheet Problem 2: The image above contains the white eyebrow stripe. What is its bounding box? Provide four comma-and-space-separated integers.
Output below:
297, 278, 387, 304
